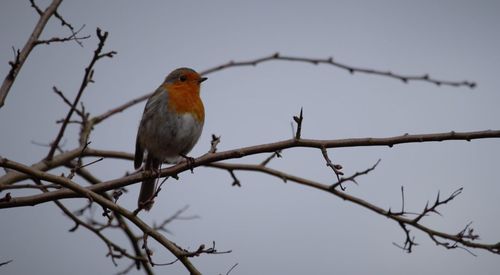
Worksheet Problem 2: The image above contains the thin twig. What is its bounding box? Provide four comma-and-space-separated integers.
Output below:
0, 260, 13, 267
260, 150, 282, 166
320, 147, 344, 183
153, 205, 199, 234
34, 24, 90, 46
330, 159, 380, 190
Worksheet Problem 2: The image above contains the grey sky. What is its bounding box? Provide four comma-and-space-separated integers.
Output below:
1, 0, 499, 274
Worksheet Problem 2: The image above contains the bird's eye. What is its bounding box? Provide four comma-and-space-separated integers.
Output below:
179, 75, 187, 82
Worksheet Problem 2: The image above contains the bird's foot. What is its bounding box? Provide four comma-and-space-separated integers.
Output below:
180, 154, 195, 173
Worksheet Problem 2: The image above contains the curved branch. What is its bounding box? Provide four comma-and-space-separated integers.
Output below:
206, 162, 500, 255
0, 158, 201, 275
200, 53, 476, 88
1, 129, 500, 204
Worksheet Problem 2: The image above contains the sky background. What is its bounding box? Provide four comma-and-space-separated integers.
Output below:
1, 0, 500, 274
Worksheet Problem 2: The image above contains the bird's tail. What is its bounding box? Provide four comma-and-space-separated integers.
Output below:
137, 156, 160, 211
138, 178, 156, 211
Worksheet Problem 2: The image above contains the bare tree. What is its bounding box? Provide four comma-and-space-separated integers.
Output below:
1, 1, 499, 274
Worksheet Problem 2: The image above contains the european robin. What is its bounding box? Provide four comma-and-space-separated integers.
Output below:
134, 67, 207, 210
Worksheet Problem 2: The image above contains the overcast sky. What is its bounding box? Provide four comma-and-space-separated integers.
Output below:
1, 0, 500, 274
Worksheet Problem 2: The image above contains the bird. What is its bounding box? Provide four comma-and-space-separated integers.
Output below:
134, 67, 207, 210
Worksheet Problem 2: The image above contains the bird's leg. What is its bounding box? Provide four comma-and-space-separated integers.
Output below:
179, 154, 195, 173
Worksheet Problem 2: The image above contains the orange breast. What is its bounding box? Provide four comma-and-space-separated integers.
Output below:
164, 82, 205, 122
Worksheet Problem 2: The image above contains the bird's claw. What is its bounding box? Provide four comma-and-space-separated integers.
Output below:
180, 154, 195, 173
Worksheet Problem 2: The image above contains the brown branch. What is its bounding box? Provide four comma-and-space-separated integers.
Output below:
66, 163, 153, 274
200, 52, 476, 88
0, 158, 202, 274
50, 192, 143, 266
0, 183, 60, 191
45, 28, 116, 161
0, 0, 63, 108
205, 162, 500, 255
1, 129, 500, 199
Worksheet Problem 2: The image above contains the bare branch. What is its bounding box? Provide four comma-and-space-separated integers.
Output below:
320, 147, 344, 183
29, 0, 43, 16
260, 150, 282, 166
52, 86, 85, 118
0, 0, 63, 108
293, 107, 304, 139
205, 161, 500, 255
45, 28, 116, 161
413, 188, 463, 223
179, 241, 231, 258
209, 134, 221, 154
228, 169, 241, 187
0, 157, 202, 274
34, 24, 90, 46
2, 129, 500, 197
0, 259, 13, 267
200, 52, 476, 88
330, 159, 380, 190
0, 183, 60, 192
224, 263, 239, 275
153, 205, 200, 234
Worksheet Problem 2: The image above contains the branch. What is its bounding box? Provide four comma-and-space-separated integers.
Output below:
66, 162, 154, 274
153, 205, 199, 234
320, 147, 344, 183
205, 162, 500, 255
45, 28, 116, 160
413, 188, 463, 223
34, 25, 90, 46
0, 0, 63, 108
330, 159, 380, 190
1, 129, 500, 196
0, 259, 13, 267
200, 52, 476, 88
0, 158, 202, 274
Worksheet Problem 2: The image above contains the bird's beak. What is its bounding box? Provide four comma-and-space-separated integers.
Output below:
199, 77, 208, 83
